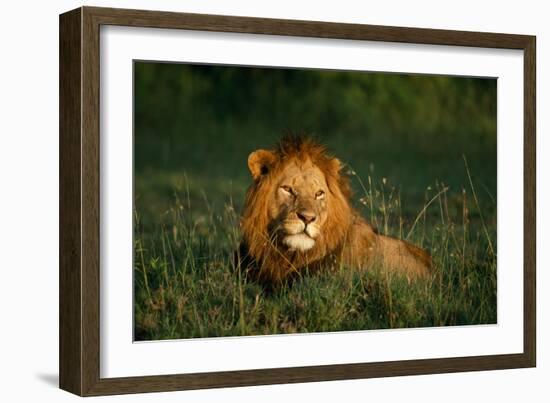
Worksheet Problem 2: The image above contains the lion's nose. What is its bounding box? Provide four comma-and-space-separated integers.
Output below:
297, 211, 316, 225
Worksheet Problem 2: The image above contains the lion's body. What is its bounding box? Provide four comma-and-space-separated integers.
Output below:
237, 136, 431, 284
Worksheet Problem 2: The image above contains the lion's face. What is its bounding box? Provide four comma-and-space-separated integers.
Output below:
269, 160, 329, 252
241, 137, 354, 281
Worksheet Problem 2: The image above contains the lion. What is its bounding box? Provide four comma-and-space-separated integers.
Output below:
236, 136, 432, 284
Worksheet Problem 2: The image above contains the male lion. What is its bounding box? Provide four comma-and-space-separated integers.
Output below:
236, 136, 431, 284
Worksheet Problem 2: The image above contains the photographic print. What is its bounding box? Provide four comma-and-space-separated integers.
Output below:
133, 62, 497, 341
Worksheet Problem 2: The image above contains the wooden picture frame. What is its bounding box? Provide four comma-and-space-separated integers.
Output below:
59, 6, 536, 396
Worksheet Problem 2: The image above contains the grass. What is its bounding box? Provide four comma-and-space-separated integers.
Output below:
133, 162, 496, 341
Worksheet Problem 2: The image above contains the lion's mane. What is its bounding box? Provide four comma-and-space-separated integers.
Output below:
238, 137, 352, 282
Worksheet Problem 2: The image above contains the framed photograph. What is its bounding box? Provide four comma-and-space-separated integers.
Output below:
59, 6, 536, 396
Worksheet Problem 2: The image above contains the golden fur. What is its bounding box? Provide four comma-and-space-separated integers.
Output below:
237, 136, 431, 284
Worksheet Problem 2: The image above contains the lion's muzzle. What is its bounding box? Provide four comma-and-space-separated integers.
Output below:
281, 218, 320, 252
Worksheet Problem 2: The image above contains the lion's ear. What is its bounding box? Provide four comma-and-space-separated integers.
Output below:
248, 149, 276, 180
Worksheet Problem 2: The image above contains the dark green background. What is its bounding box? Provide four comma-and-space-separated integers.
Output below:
134, 62, 496, 230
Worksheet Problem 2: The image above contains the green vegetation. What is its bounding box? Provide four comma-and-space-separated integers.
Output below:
133, 62, 497, 340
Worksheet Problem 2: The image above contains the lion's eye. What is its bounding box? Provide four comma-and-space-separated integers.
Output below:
315, 190, 325, 199
281, 185, 293, 194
